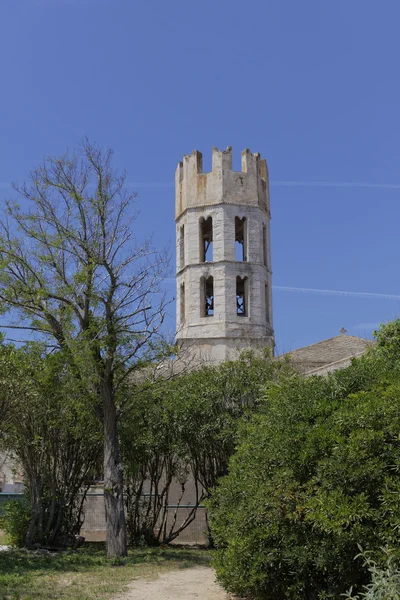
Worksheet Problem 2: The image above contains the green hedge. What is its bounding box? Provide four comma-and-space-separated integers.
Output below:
208, 355, 400, 599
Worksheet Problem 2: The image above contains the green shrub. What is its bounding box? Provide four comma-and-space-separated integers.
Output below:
121, 348, 292, 546
0, 497, 31, 547
343, 548, 400, 599
208, 353, 400, 599
0, 346, 102, 548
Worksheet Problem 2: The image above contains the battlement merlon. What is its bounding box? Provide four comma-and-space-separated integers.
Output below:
175, 147, 270, 220
176, 147, 268, 180
212, 146, 233, 172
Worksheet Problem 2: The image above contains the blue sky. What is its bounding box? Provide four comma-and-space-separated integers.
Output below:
1, 0, 400, 352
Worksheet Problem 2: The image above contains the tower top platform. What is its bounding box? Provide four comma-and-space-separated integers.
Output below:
175, 147, 270, 220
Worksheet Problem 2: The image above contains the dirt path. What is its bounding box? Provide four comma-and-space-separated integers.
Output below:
112, 565, 234, 600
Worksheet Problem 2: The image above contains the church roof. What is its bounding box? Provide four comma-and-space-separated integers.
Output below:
281, 334, 375, 376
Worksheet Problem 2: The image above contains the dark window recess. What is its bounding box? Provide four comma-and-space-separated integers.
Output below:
235, 216, 247, 261
262, 224, 267, 267
236, 276, 248, 316
201, 276, 214, 317
180, 282, 185, 324
199, 217, 213, 262
265, 282, 269, 323
179, 225, 185, 268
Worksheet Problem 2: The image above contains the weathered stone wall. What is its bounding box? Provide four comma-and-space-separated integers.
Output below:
0, 452, 23, 493
175, 147, 274, 364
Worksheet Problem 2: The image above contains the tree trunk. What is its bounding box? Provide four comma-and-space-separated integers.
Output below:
102, 382, 127, 558
25, 479, 42, 547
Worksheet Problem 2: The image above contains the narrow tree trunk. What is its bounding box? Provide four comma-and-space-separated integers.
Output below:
102, 382, 127, 558
25, 480, 42, 547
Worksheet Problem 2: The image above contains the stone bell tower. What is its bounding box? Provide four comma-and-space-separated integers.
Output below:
175, 146, 274, 363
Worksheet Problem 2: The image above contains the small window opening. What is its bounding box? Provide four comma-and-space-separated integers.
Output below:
179, 225, 185, 268
236, 276, 248, 317
180, 282, 185, 324
265, 282, 269, 323
235, 216, 247, 261
262, 224, 267, 267
201, 276, 214, 317
199, 217, 213, 262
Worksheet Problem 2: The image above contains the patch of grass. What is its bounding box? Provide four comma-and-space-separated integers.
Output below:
0, 544, 212, 600
0, 530, 9, 545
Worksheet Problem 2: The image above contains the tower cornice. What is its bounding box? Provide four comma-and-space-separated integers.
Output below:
175, 201, 271, 222
176, 260, 273, 277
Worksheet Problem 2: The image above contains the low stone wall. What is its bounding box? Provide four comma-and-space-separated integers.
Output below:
0, 492, 209, 546
81, 493, 209, 545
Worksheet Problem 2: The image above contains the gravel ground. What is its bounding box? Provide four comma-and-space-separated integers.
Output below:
111, 566, 234, 600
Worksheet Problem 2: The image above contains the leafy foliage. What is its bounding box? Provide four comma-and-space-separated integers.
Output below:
120, 349, 293, 545
0, 341, 22, 436
0, 496, 31, 547
170, 349, 294, 495
0, 140, 169, 557
208, 342, 400, 599
0, 345, 102, 547
374, 320, 400, 361
121, 376, 192, 545
343, 548, 400, 599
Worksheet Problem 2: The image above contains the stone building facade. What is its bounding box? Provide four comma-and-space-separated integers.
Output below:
175, 146, 274, 363
0, 453, 23, 493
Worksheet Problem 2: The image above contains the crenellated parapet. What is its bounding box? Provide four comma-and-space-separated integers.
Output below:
175, 147, 270, 219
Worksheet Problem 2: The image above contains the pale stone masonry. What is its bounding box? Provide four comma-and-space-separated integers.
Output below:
175, 147, 274, 363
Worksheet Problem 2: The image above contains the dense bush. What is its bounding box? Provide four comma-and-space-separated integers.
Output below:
121, 349, 293, 545
0, 496, 31, 547
121, 376, 192, 546
209, 349, 400, 599
343, 548, 400, 599
0, 346, 102, 548
169, 350, 282, 494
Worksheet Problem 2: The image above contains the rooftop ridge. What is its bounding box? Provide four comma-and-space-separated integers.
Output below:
304, 350, 368, 376
279, 334, 374, 357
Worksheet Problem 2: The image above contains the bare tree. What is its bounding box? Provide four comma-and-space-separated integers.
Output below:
0, 140, 169, 557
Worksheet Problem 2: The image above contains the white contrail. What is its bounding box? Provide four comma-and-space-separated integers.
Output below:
126, 182, 174, 188
164, 279, 400, 300
271, 180, 400, 189
2, 180, 400, 190
274, 286, 400, 300
124, 180, 400, 190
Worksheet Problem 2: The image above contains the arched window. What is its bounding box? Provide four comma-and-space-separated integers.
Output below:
236, 276, 248, 316
200, 275, 214, 317
199, 216, 213, 262
235, 216, 247, 261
